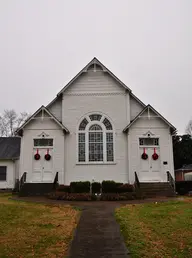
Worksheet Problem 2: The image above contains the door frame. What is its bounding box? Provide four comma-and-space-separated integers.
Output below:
139, 146, 162, 182
32, 147, 54, 183
137, 132, 162, 182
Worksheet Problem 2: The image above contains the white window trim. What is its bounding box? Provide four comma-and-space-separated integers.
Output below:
33, 137, 54, 149
76, 114, 115, 164
138, 136, 160, 147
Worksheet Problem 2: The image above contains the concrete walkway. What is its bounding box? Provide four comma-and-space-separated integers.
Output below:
68, 203, 130, 258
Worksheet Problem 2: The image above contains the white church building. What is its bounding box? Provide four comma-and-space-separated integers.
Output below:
16, 57, 176, 186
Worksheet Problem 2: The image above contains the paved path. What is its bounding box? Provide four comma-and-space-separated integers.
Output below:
11, 196, 178, 258
68, 203, 130, 258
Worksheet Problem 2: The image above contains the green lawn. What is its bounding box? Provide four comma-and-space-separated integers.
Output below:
116, 199, 192, 258
0, 194, 79, 258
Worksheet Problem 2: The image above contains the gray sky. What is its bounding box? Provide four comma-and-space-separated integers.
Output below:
0, 0, 191, 134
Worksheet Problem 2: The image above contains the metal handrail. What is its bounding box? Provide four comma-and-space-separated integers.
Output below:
167, 171, 175, 191
19, 172, 27, 191
134, 171, 140, 188
53, 172, 59, 190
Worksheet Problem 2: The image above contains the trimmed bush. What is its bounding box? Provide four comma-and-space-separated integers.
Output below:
91, 182, 101, 193
102, 180, 120, 193
176, 181, 192, 195
70, 181, 90, 193
102, 180, 134, 193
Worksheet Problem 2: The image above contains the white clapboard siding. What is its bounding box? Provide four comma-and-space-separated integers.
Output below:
65, 71, 126, 94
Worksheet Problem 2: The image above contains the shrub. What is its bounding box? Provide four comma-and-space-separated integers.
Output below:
102, 181, 134, 193
176, 181, 192, 195
56, 185, 70, 193
91, 182, 101, 193
102, 180, 121, 193
70, 181, 90, 193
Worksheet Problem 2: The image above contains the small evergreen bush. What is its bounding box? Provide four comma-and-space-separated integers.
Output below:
70, 181, 90, 193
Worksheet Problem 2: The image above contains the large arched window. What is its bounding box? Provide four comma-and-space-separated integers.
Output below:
78, 114, 114, 163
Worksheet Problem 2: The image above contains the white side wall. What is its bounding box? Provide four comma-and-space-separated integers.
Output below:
47, 97, 62, 121
20, 118, 65, 184
128, 111, 174, 183
62, 70, 130, 184
15, 159, 20, 180
0, 160, 15, 189
130, 95, 144, 121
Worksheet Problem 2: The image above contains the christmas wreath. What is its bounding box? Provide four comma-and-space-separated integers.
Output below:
34, 150, 40, 160
44, 149, 51, 161
141, 148, 148, 160
152, 148, 159, 160
45, 153, 51, 161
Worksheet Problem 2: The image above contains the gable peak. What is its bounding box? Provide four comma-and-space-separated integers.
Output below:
57, 57, 131, 96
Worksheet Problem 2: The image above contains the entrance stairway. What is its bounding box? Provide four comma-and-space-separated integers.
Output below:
18, 172, 58, 197
140, 182, 176, 198
19, 183, 54, 197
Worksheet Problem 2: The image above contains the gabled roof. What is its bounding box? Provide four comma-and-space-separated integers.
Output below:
47, 57, 146, 109
123, 104, 176, 133
16, 106, 69, 133
57, 57, 131, 96
130, 92, 146, 108
0, 137, 21, 160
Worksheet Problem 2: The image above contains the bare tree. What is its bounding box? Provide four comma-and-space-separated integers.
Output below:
185, 119, 192, 136
0, 109, 30, 137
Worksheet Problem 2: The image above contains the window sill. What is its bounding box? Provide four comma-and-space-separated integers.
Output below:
76, 162, 116, 165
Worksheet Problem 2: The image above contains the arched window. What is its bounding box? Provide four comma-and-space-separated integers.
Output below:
78, 114, 114, 163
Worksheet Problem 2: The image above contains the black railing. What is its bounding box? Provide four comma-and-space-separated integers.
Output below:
167, 171, 175, 190
19, 172, 27, 191
134, 171, 140, 188
53, 172, 59, 190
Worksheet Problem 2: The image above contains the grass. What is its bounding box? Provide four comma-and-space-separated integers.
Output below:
116, 198, 192, 258
0, 194, 80, 258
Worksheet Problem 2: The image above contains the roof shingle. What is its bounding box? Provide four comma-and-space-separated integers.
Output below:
0, 137, 21, 159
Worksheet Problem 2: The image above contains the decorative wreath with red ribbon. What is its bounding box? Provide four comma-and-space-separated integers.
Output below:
44, 149, 51, 161
152, 148, 159, 160
34, 149, 40, 160
141, 148, 148, 160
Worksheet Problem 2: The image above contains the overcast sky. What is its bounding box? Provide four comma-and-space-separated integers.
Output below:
0, 0, 191, 134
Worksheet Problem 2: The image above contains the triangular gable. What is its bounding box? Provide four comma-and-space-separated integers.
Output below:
16, 106, 69, 134
47, 58, 146, 110
123, 104, 176, 134
56, 57, 131, 96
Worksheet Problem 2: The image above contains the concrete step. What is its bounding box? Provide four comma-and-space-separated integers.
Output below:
140, 187, 172, 190
144, 192, 176, 198
140, 183, 170, 186
139, 182, 175, 197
